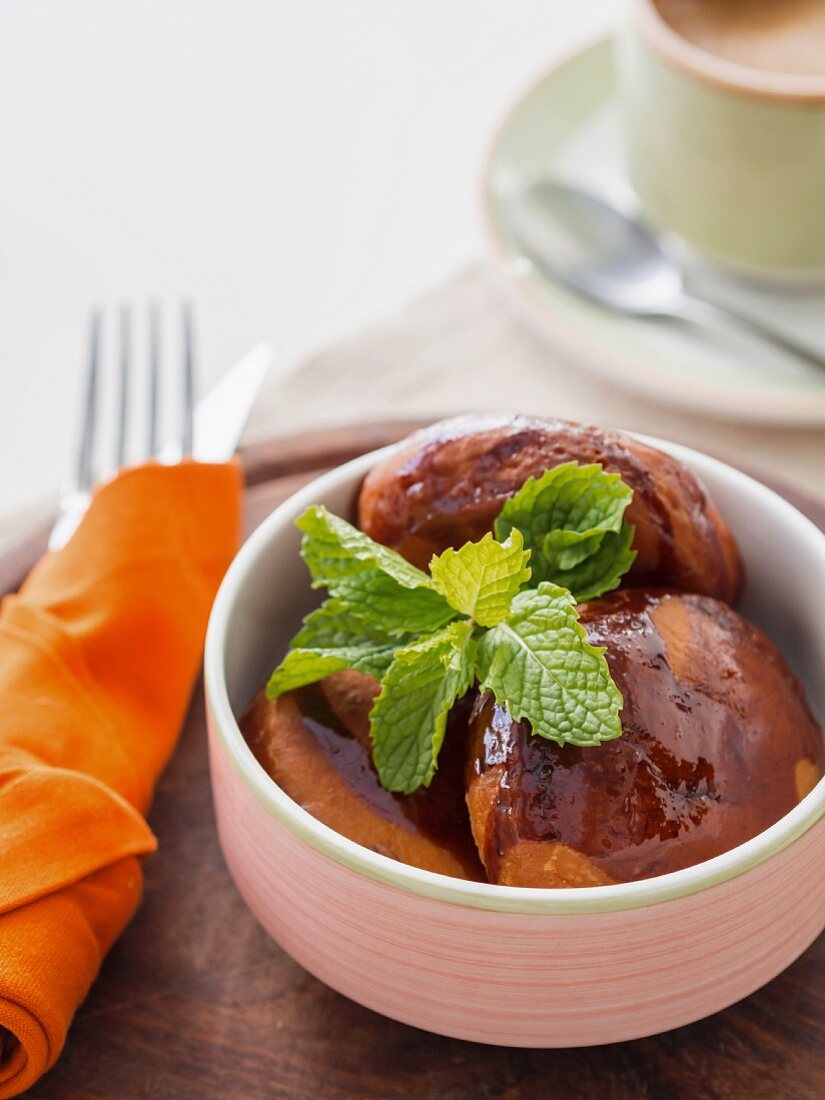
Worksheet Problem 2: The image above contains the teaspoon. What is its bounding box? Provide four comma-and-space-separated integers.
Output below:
505, 179, 824, 370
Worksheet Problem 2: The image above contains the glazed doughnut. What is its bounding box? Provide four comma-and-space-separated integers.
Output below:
359, 415, 742, 603
465, 590, 823, 887
241, 671, 484, 880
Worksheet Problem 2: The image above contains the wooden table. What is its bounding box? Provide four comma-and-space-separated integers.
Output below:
10, 423, 825, 1100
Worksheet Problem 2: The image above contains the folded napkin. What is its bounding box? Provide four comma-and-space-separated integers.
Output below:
0, 461, 242, 1097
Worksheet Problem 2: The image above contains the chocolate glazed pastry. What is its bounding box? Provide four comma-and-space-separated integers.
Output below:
242, 670, 484, 881
465, 590, 823, 887
359, 414, 743, 604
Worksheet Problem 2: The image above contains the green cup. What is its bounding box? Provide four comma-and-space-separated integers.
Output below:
616, 0, 825, 277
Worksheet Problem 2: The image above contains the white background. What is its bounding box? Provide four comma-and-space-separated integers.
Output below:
0, 0, 617, 527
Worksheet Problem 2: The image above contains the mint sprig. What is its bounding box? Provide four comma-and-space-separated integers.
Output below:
267, 462, 633, 793
494, 462, 636, 601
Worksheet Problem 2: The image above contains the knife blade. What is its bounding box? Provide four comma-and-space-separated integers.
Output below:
192, 342, 275, 463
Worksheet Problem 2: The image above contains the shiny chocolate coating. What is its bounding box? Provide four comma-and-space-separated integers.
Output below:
466, 590, 823, 887
359, 414, 742, 603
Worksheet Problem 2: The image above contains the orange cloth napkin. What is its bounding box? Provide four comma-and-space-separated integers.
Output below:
0, 461, 242, 1097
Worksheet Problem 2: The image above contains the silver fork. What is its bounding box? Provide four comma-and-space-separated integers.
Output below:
49, 302, 196, 551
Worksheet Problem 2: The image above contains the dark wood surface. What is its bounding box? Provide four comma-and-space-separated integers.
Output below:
7, 421, 823, 1099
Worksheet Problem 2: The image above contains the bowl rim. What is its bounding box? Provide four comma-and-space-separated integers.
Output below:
204, 431, 825, 915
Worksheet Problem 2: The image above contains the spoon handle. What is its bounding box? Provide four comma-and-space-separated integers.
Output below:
672, 294, 825, 370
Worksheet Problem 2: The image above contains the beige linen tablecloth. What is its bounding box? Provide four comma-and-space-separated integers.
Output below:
246, 264, 824, 503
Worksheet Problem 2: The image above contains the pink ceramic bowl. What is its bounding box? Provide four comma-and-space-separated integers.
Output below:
204, 433, 825, 1046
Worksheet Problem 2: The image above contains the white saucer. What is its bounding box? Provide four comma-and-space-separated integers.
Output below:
480, 35, 825, 426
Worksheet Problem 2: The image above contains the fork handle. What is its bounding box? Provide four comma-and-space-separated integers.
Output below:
670, 294, 825, 371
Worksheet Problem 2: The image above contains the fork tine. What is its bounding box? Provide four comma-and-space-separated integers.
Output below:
147, 301, 160, 457
181, 300, 195, 455
77, 309, 101, 492
115, 304, 131, 469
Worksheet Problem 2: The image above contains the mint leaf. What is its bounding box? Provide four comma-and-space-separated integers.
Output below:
297, 505, 454, 636
291, 598, 394, 650
541, 529, 604, 572
494, 462, 630, 544
544, 524, 636, 604
266, 647, 385, 697
298, 505, 434, 591
266, 598, 404, 698
330, 573, 456, 636
430, 529, 531, 627
494, 462, 636, 600
370, 621, 476, 793
475, 581, 623, 747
